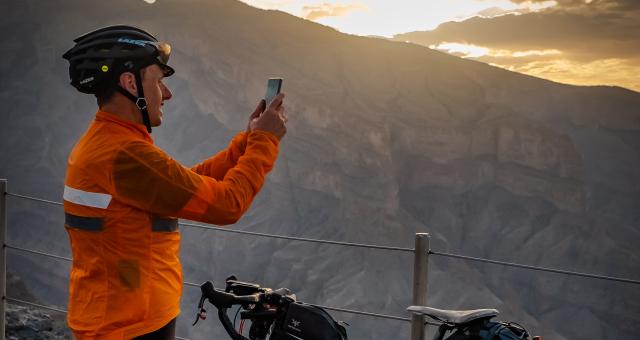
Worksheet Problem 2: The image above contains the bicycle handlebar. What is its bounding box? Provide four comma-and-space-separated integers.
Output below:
194, 278, 295, 340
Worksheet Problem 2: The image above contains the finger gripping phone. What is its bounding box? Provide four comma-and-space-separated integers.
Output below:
264, 78, 283, 107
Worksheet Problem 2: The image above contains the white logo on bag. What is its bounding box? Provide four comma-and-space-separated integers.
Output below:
288, 318, 302, 332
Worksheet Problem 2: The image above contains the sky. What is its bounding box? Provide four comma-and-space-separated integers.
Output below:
237, 0, 640, 92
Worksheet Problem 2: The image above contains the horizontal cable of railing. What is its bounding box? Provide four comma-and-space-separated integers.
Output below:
310, 304, 410, 322
6, 297, 191, 339
5, 244, 405, 324
7, 296, 67, 314
5, 192, 415, 254
5, 192, 63, 206
181, 280, 410, 323
10, 238, 638, 323
183, 281, 201, 288
430, 250, 640, 285
179, 221, 415, 253
5, 191, 640, 297
5, 243, 71, 262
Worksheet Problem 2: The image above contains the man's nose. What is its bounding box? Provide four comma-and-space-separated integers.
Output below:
162, 83, 172, 101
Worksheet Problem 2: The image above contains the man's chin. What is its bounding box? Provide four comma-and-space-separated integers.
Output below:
152, 111, 163, 127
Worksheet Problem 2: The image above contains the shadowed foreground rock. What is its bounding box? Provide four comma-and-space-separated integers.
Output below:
6, 304, 71, 340
5, 272, 71, 339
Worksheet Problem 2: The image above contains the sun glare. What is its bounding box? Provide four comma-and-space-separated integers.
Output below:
431, 42, 563, 60
430, 42, 490, 58
512, 50, 562, 57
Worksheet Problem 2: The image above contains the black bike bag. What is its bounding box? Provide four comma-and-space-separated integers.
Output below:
272, 302, 347, 340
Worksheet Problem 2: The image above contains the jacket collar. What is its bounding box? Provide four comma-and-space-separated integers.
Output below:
95, 110, 153, 143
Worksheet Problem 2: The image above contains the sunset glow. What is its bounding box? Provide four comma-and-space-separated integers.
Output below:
427, 40, 638, 90
494, 58, 640, 91
239, 0, 555, 36
236, 0, 639, 92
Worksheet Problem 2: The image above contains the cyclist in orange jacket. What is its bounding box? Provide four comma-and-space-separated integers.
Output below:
61, 25, 287, 339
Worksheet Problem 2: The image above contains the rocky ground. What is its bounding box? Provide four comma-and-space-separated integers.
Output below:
6, 304, 71, 340
5, 272, 72, 339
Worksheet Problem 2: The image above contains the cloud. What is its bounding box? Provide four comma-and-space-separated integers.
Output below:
510, 0, 559, 12
475, 6, 523, 17
458, 1, 558, 21
396, 10, 640, 61
392, 0, 640, 91
507, 0, 640, 13
301, 2, 368, 21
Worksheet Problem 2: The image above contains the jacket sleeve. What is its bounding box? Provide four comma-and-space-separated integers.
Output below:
191, 132, 248, 180
110, 131, 279, 225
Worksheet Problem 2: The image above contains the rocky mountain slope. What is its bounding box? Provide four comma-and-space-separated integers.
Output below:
1, 0, 639, 339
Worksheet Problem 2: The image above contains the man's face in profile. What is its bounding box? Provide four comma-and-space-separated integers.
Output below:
141, 64, 172, 127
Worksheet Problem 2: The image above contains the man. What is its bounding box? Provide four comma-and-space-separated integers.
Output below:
61, 25, 287, 339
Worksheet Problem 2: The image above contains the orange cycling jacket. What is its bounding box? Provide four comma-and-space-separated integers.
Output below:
63, 110, 279, 339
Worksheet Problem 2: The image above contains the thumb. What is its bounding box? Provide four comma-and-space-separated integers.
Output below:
252, 99, 266, 118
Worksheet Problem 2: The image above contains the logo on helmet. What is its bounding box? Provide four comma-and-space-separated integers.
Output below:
117, 38, 151, 47
79, 77, 94, 85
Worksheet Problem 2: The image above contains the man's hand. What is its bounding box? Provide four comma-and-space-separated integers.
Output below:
249, 93, 287, 140
246, 99, 266, 134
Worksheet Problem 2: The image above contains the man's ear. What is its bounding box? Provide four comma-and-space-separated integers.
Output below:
118, 72, 138, 96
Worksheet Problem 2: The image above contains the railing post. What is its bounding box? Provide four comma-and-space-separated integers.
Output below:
1, 179, 7, 340
411, 233, 429, 340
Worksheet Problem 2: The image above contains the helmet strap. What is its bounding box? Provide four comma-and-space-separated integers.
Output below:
115, 69, 152, 133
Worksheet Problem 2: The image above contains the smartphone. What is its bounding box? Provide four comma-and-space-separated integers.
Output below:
264, 78, 283, 108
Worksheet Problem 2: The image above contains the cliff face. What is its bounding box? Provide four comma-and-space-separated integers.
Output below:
1, 1, 639, 339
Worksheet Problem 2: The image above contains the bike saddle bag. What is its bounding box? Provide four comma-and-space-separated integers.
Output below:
478, 321, 530, 340
272, 302, 348, 340
443, 319, 530, 340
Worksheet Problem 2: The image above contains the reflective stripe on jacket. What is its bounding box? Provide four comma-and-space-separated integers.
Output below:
64, 110, 279, 339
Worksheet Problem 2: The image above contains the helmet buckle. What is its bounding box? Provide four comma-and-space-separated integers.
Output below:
136, 98, 147, 110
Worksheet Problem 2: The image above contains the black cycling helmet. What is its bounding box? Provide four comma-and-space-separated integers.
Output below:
62, 25, 175, 133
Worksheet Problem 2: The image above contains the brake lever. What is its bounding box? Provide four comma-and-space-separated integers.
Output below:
193, 294, 208, 326
193, 285, 210, 326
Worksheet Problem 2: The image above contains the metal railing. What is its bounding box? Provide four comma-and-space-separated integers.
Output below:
1, 179, 640, 340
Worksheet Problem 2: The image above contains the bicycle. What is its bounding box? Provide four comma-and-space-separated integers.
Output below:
193, 276, 348, 340
407, 305, 541, 340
